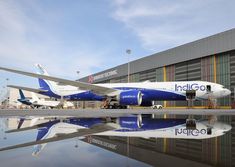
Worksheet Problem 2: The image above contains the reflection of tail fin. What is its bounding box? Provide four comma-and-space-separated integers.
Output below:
35, 64, 59, 92
17, 118, 25, 129
32, 127, 49, 156
32, 120, 58, 156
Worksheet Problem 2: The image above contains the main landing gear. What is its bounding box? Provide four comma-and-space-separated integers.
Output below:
101, 99, 127, 109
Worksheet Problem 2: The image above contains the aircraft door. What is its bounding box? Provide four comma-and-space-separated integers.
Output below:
207, 127, 212, 135
206, 85, 212, 93
186, 119, 196, 129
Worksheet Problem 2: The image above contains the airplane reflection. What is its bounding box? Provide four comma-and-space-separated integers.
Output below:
1, 116, 231, 153
0, 117, 231, 167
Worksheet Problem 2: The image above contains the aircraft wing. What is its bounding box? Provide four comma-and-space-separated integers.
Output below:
1, 109, 235, 118
0, 123, 116, 152
7, 85, 48, 93
0, 67, 117, 95
5, 121, 57, 133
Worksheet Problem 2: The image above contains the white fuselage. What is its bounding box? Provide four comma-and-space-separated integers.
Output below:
29, 99, 74, 108
43, 120, 231, 140
52, 81, 231, 100
30, 118, 231, 155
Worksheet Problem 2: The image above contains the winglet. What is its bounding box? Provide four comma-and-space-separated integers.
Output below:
34, 64, 49, 76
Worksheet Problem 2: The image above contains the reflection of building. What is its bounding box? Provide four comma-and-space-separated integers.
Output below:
83, 136, 211, 167
79, 29, 235, 167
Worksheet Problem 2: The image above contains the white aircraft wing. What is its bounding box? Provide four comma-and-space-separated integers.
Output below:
0, 123, 116, 152
5, 121, 56, 133
1, 109, 235, 118
7, 85, 48, 93
0, 66, 117, 95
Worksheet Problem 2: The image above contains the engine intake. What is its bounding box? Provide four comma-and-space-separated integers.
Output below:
118, 90, 142, 106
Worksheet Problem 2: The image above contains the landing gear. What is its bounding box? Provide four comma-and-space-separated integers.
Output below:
101, 99, 127, 109
105, 103, 127, 109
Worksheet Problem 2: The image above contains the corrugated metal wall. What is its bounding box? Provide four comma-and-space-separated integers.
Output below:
139, 69, 156, 82
175, 59, 201, 106
216, 53, 231, 106
230, 51, 235, 167
80, 29, 235, 83
230, 51, 235, 101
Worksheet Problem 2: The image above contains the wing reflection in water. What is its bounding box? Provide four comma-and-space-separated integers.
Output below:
1, 116, 230, 167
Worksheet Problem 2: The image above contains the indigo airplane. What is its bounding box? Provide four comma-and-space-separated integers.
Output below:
17, 89, 74, 109
0, 64, 231, 108
0, 115, 231, 155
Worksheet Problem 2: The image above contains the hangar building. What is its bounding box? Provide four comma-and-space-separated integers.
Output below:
80, 28, 235, 108
79, 28, 235, 167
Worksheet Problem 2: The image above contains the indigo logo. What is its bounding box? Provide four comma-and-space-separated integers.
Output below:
175, 128, 207, 136
175, 83, 206, 91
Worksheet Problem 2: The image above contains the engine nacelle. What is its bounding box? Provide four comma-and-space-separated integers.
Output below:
119, 115, 142, 129
118, 90, 142, 106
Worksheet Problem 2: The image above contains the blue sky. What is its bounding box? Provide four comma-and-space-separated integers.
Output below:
1, 0, 235, 97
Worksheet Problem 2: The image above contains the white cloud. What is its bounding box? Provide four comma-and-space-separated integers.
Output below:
111, 0, 235, 51
0, 1, 109, 80
1, 0, 235, 83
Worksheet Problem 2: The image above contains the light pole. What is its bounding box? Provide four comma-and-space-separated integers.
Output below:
126, 49, 131, 158
126, 49, 131, 83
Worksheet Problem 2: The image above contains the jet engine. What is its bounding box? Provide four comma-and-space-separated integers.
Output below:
118, 115, 143, 128
118, 90, 142, 106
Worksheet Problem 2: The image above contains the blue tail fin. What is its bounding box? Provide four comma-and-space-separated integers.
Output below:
35, 64, 59, 93
18, 89, 32, 105
38, 78, 51, 90
19, 89, 26, 100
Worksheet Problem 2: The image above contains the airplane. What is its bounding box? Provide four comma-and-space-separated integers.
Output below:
17, 89, 74, 109
0, 113, 232, 155
0, 65, 231, 108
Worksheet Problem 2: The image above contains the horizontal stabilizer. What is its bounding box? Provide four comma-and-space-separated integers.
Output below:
0, 66, 117, 95
5, 121, 58, 133
7, 85, 48, 93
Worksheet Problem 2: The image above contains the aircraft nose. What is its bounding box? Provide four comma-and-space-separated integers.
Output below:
219, 88, 231, 97
223, 124, 232, 132
224, 89, 231, 96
